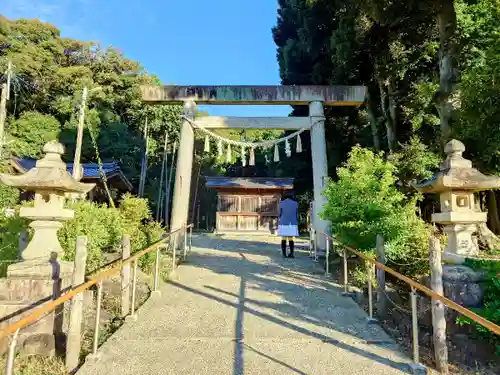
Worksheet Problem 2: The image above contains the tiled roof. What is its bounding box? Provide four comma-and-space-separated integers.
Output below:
14, 158, 120, 178
205, 177, 294, 189
12, 158, 133, 190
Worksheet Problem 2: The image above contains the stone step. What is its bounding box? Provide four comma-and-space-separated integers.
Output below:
0, 300, 61, 355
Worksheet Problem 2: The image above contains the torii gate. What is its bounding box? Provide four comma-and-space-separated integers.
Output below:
141, 85, 366, 248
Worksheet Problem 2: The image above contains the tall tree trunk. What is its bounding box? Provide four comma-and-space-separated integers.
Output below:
487, 190, 500, 234
190, 161, 202, 225
378, 78, 396, 153
366, 86, 381, 151
387, 79, 398, 133
436, 0, 458, 144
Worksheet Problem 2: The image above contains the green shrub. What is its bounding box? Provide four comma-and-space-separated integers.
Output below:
321, 146, 430, 276
0, 210, 28, 276
1, 192, 167, 277
58, 194, 165, 273
59, 200, 123, 272
116, 194, 165, 273
137, 221, 165, 273
0, 160, 21, 211
118, 193, 160, 252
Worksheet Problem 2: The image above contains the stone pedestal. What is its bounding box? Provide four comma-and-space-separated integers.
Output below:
0, 258, 74, 356
442, 264, 485, 308
418, 264, 485, 332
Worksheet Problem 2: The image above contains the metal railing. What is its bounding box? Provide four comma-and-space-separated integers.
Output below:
310, 229, 500, 370
0, 223, 193, 375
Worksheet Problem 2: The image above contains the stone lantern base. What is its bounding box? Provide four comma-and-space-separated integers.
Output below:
441, 223, 480, 264
442, 265, 485, 308
420, 264, 486, 336
0, 257, 74, 356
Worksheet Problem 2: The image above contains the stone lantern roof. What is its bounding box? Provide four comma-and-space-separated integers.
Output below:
413, 139, 500, 193
0, 141, 95, 193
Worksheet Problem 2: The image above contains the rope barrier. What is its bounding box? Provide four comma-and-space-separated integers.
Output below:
315, 231, 500, 335
182, 115, 319, 149
181, 115, 323, 164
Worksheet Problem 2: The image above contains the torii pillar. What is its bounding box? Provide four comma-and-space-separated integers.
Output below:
309, 101, 329, 247
141, 85, 366, 248
169, 100, 196, 233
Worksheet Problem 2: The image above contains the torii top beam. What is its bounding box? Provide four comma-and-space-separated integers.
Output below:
140, 85, 366, 106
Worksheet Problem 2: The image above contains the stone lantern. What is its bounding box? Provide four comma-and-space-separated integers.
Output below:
0, 141, 95, 273
413, 139, 500, 264
0, 141, 95, 355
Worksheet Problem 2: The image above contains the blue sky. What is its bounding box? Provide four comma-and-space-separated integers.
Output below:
0, 0, 291, 117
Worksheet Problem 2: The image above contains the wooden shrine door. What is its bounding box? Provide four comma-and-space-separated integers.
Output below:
216, 193, 280, 233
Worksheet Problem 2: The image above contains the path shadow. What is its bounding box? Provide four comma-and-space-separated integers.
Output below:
193, 235, 311, 255
166, 234, 412, 374
182, 250, 394, 343
234, 253, 245, 375
167, 280, 410, 374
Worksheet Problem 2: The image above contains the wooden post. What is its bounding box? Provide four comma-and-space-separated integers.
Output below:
72, 87, 88, 182
237, 196, 242, 231
429, 233, 449, 374
156, 131, 168, 220
6, 61, 11, 100
165, 141, 177, 226
0, 61, 11, 158
138, 118, 149, 197
375, 234, 388, 316
196, 201, 200, 231
190, 161, 202, 226
66, 236, 88, 372
120, 235, 131, 317
0, 83, 7, 158
169, 101, 196, 231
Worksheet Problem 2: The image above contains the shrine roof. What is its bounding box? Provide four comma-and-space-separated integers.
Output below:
413, 167, 500, 193
205, 177, 294, 190
11, 158, 133, 191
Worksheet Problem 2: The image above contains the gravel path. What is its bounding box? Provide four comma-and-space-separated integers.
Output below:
78, 234, 415, 375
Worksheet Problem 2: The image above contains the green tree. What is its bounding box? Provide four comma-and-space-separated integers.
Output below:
0, 17, 184, 211
321, 146, 430, 274
7, 112, 60, 157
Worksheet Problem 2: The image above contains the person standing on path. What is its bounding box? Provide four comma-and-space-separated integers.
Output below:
278, 190, 299, 258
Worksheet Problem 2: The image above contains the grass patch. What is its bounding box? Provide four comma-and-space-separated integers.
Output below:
0, 355, 67, 375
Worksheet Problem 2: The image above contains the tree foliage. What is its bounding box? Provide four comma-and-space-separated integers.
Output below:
0, 16, 295, 223
0, 194, 162, 275
272, 0, 500, 169
274, 0, 500, 343
0, 16, 182, 211
321, 147, 430, 275
272, 0, 500, 228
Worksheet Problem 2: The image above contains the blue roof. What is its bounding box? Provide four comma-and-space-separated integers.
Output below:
205, 177, 294, 189
12, 158, 133, 191
14, 158, 121, 179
